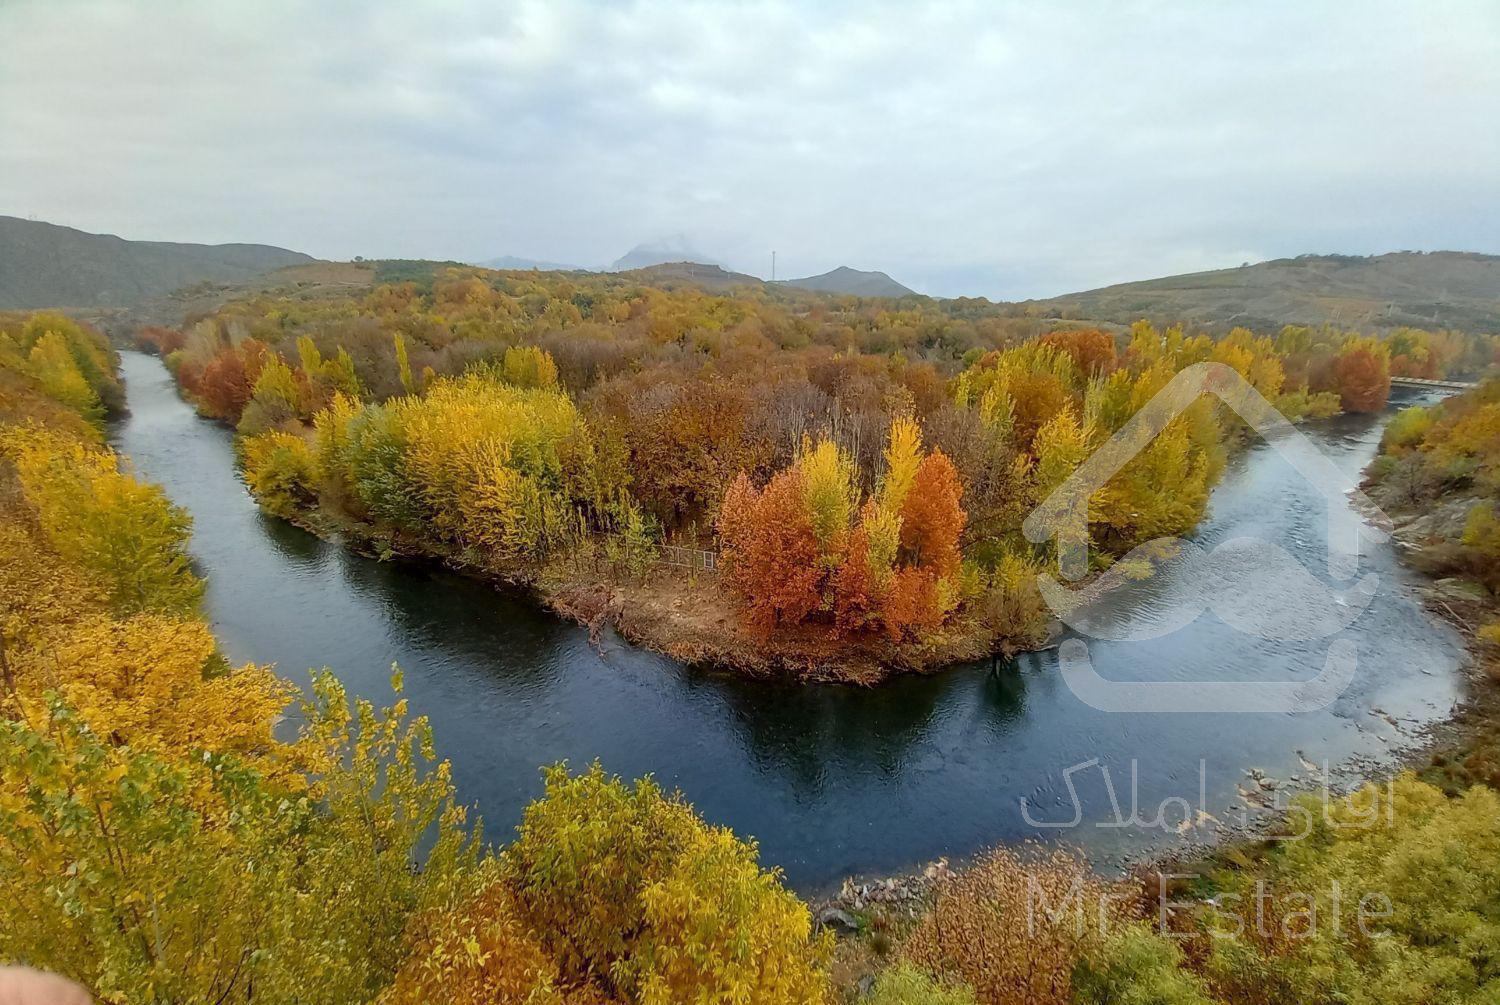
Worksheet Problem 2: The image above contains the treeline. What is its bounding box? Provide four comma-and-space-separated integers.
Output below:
138, 267, 1496, 656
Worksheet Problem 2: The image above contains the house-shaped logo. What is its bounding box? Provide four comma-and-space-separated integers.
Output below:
1021, 362, 1385, 713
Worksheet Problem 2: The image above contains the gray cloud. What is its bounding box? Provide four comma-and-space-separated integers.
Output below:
2, 0, 1496, 298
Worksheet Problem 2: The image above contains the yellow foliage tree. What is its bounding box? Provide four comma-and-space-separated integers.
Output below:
3, 428, 202, 616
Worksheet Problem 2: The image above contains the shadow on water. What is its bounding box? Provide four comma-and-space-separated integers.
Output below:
110, 351, 1468, 892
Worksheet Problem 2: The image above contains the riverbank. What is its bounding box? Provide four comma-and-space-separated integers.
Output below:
279, 496, 1034, 686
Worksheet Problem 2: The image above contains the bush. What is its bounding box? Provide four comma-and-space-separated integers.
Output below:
241, 430, 319, 517
4, 429, 202, 616
1382, 405, 1434, 452
381, 875, 572, 1005
1071, 924, 1214, 1005
503, 763, 831, 1003
0, 673, 480, 1005
868, 964, 978, 1005
1203, 774, 1500, 1005
902, 846, 1128, 1005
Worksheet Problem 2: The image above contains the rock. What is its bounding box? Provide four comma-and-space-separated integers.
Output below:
1427, 578, 1489, 604
857, 974, 877, 997
815, 906, 860, 934
1394, 498, 1482, 546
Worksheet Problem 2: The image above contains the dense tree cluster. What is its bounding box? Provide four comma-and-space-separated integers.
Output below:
137, 270, 1496, 654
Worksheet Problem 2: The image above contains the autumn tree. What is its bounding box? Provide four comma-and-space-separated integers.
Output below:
0, 670, 481, 1005
899, 450, 965, 577
503, 763, 830, 1004
3, 429, 202, 616
1040, 327, 1117, 378
717, 469, 823, 632
1332, 338, 1392, 413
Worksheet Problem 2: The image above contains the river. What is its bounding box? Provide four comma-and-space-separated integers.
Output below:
111, 349, 1466, 892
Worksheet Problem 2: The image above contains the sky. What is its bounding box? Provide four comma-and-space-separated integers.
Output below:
2, 0, 1497, 299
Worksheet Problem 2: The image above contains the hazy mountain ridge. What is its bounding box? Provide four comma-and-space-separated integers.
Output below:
0, 216, 313, 310
6, 214, 1495, 329
1032, 251, 1500, 331
610, 237, 723, 272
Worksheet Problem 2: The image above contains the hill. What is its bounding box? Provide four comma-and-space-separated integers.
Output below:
610, 237, 722, 272
615, 261, 765, 292
777, 265, 915, 298
1029, 251, 1500, 332
0, 216, 313, 310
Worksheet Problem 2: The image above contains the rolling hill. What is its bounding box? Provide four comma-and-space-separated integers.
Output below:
615, 261, 764, 292
777, 266, 915, 298
1029, 251, 1500, 332
0, 215, 313, 310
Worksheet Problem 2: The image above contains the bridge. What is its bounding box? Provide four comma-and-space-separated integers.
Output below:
1390, 375, 1474, 390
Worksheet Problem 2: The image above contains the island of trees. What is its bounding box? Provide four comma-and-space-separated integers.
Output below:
134, 265, 1494, 679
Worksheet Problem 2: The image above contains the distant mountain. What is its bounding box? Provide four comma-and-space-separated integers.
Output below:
611, 236, 723, 272
777, 265, 915, 298
615, 261, 763, 292
477, 254, 588, 272
1029, 251, 1500, 332
0, 216, 313, 310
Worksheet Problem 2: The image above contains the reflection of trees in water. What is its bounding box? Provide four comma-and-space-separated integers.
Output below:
256, 511, 327, 566
329, 546, 578, 693
702, 661, 1031, 800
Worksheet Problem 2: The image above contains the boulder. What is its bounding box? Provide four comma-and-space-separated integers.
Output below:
815, 906, 861, 934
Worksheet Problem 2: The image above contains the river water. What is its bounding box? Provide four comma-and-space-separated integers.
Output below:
111, 350, 1466, 891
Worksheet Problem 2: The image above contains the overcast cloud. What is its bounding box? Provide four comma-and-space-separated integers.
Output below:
2, 0, 1497, 298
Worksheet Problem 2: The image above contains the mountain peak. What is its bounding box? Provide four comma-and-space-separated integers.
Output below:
777, 266, 916, 298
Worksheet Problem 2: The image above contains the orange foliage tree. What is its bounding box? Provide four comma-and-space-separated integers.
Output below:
1039, 328, 1117, 378
1332, 339, 1391, 413
716, 470, 824, 633
718, 419, 968, 642
899, 450, 965, 578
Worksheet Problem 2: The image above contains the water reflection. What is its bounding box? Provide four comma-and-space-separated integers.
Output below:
111, 351, 1467, 891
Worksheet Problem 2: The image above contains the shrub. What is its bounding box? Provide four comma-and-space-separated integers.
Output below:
0, 672, 480, 1005
1203, 775, 1500, 1005
503, 763, 830, 1003
381, 875, 572, 1005
868, 964, 978, 1005
1382, 405, 1434, 452
1071, 924, 1214, 1005
4, 429, 202, 616
902, 846, 1128, 1005
241, 430, 319, 517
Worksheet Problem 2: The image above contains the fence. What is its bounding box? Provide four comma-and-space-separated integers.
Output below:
659, 543, 720, 573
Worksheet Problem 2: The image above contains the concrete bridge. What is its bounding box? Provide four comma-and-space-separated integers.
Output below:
1390, 375, 1474, 390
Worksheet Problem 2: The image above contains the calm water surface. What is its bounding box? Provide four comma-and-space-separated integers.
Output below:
111, 350, 1465, 891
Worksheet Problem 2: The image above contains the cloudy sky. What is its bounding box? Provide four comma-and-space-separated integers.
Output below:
2, 1, 1497, 298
